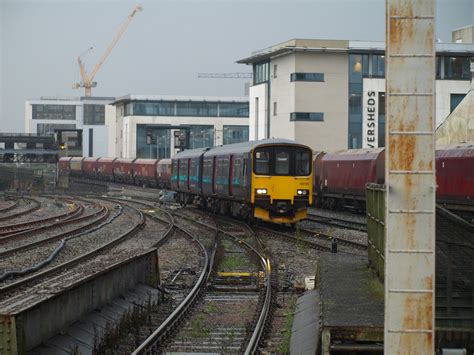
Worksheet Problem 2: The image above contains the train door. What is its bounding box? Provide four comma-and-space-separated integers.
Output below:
212, 156, 217, 195
176, 159, 180, 189
229, 155, 234, 197
187, 158, 191, 191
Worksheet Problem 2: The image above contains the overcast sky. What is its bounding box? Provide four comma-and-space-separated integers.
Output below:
0, 0, 473, 132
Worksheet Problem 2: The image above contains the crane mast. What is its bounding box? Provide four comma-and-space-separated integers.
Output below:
73, 5, 142, 97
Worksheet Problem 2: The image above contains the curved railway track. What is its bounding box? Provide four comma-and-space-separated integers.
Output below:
0, 199, 81, 236
0, 197, 41, 222
0, 201, 145, 297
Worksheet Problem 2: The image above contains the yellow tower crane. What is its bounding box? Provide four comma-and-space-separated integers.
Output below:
73, 5, 142, 97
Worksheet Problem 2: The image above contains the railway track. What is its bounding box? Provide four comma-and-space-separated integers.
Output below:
306, 212, 368, 232
0, 201, 109, 259
0, 199, 19, 213
0, 197, 41, 222
0, 201, 144, 297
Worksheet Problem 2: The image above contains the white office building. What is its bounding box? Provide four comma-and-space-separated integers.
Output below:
25, 96, 115, 157
238, 37, 474, 151
111, 95, 249, 159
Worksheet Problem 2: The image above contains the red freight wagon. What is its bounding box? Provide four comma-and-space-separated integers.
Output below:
82, 157, 100, 178
436, 143, 474, 206
319, 148, 385, 209
157, 159, 172, 188
58, 157, 72, 174
69, 157, 85, 177
113, 158, 136, 184
312, 151, 326, 205
133, 159, 158, 187
96, 158, 116, 181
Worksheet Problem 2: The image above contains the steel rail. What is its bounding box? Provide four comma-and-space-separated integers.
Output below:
0, 202, 144, 295
298, 226, 368, 251
0, 199, 19, 214
258, 226, 332, 252
0, 200, 82, 236
168, 209, 272, 353
0, 205, 109, 258
307, 212, 367, 228
0, 197, 41, 222
306, 214, 368, 232
132, 206, 216, 354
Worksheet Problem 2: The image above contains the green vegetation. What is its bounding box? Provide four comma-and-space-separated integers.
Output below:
203, 302, 218, 314
190, 313, 210, 338
220, 254, 246, 270
365, 276, 384, 301
278, 296, 298, 354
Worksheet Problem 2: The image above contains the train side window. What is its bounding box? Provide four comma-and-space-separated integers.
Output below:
254, 149, 270, 175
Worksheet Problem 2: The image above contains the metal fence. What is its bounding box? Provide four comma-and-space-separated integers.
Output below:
366, 183, 474, 336
366, 183, 385, 281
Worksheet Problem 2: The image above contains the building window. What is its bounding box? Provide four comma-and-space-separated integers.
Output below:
133, 101, 175, 116
450, 93, 466, 112
273, 64, 277, 78
273, 102, 277, 116
219, 102, 249, 117
188, 125, 214, 148
290, 112, 324, 121
443, 56, 471, 80
177, 102, 218, 117
378, 92, 386, 148
32, 104, 76, 120
348, 54, 369, 149
136, 125, 171, 159
223, 125, 249, 145
290, 73, 325, 82
254, 62, 270, 84
37, 123, 76, 135
84, 104, 105, 125
372, 54, 385, 77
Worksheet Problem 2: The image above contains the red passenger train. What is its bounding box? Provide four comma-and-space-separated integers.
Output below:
313, 143, 474, 210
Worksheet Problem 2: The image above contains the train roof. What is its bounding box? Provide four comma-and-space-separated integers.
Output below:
203, 138, 310, 157
323, 148, 385, 162
133, 159, 158, 166
173, 148, 209, 160
436, 143, 474, 158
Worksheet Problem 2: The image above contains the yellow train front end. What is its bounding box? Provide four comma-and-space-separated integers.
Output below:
250, 142, 313, 225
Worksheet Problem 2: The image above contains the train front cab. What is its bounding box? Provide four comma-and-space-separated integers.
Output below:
251, 143, 313, 224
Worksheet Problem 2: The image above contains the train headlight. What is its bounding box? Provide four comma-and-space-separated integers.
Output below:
256, 188, 268, 195
297, 189, 308, 196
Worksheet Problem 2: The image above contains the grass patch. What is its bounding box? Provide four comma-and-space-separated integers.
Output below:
190, 313, 210, 338
365, 276, 384, 301
203, 303, 218, 314
277, 296, 298, 354
219, 254, 246, 270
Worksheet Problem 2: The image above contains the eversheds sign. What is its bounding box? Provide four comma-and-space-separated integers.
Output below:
362, 91, 378, 148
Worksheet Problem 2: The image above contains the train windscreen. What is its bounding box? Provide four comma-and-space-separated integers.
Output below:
253, 146, 311, 176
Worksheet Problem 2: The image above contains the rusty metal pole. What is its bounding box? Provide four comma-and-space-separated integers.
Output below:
385, 0, 435, 353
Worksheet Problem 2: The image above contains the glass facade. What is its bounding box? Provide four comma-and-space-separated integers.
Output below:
177, 102, 218, 117
290, 73, 325, 82
443, 56, 471, 80
133, 101, 175, 116
136, 125, 171, 159
450, 93, 466, 112
83, 104, 105, 125
37, 123, 76, 135
290, 112, 324, 121
219, 102, 249, 117
223, 125, 249, 145
32, 104, 76, 120
378, 92, 385, 148
253, 62, 270, 84
188, 125, 214, 148
125, 101, 248, 118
